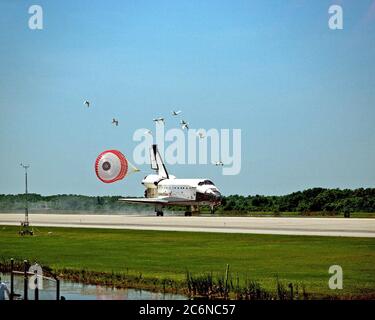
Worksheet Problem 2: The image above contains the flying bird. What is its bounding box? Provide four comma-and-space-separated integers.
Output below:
84, 100, 90, 108
112, 118, 119, 126
197, 131, 205, 139
153, 117, 165, 123
213, 161, 224, 166
172, 110, 182, 116
180, 120, 189, 130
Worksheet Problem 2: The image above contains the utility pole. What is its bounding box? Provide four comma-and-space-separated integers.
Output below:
20, 163, 33, 235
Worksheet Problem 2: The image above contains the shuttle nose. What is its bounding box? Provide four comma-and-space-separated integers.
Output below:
207, 188, 222, 203
214, 190, 222, 199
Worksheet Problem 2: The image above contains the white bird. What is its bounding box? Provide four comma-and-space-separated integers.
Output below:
112, 118, 119, 126
213, 161, 224, 166
180, 120, 189, 130
145, 129, 153, 135
197, 131, 205, 139
172, 110, 182, 116
153, 117, 165, 123
84, 100, 90, 108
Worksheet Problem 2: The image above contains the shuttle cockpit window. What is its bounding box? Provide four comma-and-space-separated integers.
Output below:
198, 180, 214, 186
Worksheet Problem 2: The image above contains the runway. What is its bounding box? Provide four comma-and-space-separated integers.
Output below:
0, 213, 375, 237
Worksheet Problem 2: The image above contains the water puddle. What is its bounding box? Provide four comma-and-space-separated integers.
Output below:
1, 274, 187, 300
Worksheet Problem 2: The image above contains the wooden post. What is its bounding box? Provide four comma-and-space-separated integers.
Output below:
10, 258, 14, 300
34, 270, 39, 300
224, 264, 230, 299
56, 278, 60, 301
289, 283, 294, 300
23, 260, 28, 300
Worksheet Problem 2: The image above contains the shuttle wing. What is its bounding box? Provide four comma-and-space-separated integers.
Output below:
119, 196, 194, 205
119, 198, 169, 204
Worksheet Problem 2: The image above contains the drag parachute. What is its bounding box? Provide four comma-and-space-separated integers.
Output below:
95, 150, 139, 183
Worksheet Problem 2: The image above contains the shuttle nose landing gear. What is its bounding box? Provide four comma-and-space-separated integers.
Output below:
210, 205, 215, 215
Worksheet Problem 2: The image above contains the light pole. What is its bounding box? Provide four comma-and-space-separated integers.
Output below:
20, 163, 33, 235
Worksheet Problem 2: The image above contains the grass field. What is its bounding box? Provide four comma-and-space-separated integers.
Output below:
0, 225, 374, 298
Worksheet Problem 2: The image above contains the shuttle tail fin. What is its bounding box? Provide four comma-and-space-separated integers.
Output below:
150, 144, 169, 179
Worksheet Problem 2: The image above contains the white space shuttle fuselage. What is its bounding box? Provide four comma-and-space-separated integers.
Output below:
120, 145, 222, 216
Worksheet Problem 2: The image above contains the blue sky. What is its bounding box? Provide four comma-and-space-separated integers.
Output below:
0, 0, 374, 196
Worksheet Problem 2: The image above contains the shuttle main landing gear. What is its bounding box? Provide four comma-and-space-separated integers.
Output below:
155, 205, 164, 216
185, 205, 199, 216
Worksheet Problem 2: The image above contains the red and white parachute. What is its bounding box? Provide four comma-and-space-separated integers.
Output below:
95, 150, 139, 183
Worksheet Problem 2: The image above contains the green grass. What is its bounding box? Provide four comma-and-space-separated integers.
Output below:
0, 226, 374, 297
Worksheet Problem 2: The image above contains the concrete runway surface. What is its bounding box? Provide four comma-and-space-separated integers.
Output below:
0, 213, 374, 237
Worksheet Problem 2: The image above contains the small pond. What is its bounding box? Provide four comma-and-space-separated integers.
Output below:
1, 274, 187, 300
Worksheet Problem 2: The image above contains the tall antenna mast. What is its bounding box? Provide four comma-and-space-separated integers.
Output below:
19, 163, 33, 235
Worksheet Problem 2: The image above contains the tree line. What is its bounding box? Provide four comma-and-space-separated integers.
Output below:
0, 188, 374, 213
0, 194, 126, 211
221, 188, 375, 213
